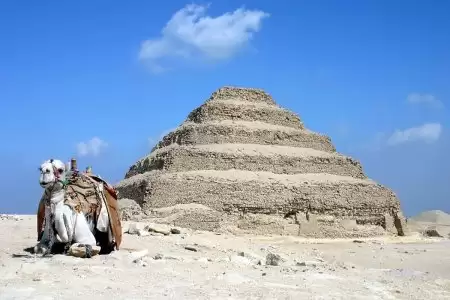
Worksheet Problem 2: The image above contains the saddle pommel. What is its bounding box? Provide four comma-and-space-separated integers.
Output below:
70, 158, 77, 171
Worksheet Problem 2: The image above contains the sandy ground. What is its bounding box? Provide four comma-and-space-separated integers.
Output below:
1, 215, 450, 300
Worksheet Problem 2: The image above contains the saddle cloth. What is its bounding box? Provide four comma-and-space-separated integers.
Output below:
37, 172, 122, 250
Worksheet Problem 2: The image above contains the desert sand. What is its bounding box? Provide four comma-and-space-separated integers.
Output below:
1, 214, 450, 300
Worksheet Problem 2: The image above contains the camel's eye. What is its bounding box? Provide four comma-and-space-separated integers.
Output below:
57, 168, 64, 173
45, 169, 51, 173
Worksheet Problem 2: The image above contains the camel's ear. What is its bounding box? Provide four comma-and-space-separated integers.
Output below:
50, 159, 54, 163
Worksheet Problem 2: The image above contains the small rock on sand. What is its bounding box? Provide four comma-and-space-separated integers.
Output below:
127, 223, 146, 235
266, 253, 283, 266
296, 260, 324, 267
137, 230, 150, 237
184, 246, 198, 252
171, 228, 181, 234
424, 228, 444, 238
129, 249, 149, 263
145, 223, 171, 235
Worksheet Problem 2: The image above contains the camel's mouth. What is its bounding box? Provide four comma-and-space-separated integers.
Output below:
39, 181, 53, 188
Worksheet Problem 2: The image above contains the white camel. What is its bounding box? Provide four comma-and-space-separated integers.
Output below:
34, 159, 111, 257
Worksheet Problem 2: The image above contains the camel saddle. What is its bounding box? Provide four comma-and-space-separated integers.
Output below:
37, 172, 122, 251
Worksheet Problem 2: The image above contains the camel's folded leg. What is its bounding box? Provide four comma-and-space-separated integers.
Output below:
53, 205, 70, 243
73, 212, 96, 246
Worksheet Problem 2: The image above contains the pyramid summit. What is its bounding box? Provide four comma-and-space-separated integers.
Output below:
116, 86, 407, 238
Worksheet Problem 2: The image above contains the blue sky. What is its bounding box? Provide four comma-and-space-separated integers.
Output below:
0, 1, 448, 216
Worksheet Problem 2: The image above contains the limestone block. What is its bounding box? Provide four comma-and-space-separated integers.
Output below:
298, 213, 319, 235
316, 214, 336, 224
283, 223, 300, 236
383, 214, 397, 234
340, 219, 358, 230
393, 210, 409, 236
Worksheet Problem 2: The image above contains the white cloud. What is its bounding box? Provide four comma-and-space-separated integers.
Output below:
76, 137, 108, 157
139, 4, 269, 73
407, 93, 443, 108
387, 123, 442, 146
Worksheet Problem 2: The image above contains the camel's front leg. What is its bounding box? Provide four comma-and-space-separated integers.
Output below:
34, 206, 53, 255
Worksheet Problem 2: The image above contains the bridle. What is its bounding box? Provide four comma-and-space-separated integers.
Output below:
40, 159, 67, 192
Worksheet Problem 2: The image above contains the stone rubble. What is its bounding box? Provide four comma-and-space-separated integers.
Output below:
1, 215, 449, 299
0, 214, 22, 221
125, 222, 182, 237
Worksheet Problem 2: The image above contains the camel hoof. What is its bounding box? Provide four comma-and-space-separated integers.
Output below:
33, 244, 49, 256
33, 245, 41, 254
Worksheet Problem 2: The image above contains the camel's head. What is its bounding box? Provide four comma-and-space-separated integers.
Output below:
39, 159, 66, 188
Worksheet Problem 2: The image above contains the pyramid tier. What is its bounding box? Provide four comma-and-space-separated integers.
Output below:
186, 100, 304, 129
206, 86, 277, 106
126, 143, 365, 179
153, 121, 335, 153
116, 170, 404, 237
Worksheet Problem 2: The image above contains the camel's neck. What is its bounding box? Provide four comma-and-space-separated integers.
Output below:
45, 184, 65, 206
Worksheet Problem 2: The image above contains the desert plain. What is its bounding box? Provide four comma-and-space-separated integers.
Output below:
1, 213, 450, 300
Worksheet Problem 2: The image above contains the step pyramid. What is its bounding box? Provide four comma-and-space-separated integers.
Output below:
116, 87, 407, 238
